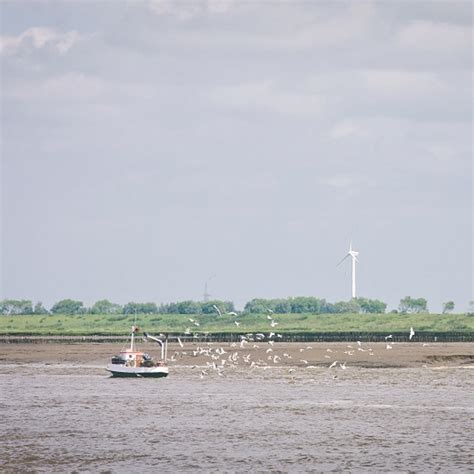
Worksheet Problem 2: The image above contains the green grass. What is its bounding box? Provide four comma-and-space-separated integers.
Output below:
0, 312, 472, 336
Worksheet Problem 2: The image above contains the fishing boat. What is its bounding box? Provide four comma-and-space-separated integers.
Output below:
106, 325, 169, 378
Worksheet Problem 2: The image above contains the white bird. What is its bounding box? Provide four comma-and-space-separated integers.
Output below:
234, 321, 240, 326
227, 311, 238, 316
270, 320, 279, 327
386, 344, 392, 350
267, 315, 273, 320
188, 318, 195, 323
269, 332, 275, 339
409, 327, 415, 340
212, 305, 222, 317
329, 361, 338, 369
177, 337, 184, 348
326, 348, 333, 353
340, 362, 347, 370
385, 334, 393, 341
300, 360, 308, 365
266, 348, 273, 353
357, 341, 361, 346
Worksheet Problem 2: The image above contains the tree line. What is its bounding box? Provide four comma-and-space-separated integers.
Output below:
0, 296, 460, 316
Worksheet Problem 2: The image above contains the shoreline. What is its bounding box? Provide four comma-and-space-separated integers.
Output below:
1, 342, 473, 369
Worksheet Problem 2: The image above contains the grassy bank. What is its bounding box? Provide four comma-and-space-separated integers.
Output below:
0, 312, 472, 336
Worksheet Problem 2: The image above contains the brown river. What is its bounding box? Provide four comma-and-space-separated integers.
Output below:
1, 344, 473, 472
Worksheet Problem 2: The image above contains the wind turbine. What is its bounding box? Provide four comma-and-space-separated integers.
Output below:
337, 241, 359, 299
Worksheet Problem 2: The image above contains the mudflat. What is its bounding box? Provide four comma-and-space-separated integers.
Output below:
1, 341, 473, 368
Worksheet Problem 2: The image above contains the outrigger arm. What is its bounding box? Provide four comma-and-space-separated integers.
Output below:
143, 332, 168, 361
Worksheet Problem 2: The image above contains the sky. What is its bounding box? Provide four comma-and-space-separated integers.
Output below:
1, 0, 472, 312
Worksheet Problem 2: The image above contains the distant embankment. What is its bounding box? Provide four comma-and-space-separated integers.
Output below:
0, 332, 472, 344
0, 312, 472, 342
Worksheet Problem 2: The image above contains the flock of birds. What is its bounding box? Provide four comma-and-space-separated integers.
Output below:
149, 308, 418, 380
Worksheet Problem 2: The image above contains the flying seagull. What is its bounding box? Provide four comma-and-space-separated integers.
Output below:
212, 305, 222, 317
409, 327, 415, 340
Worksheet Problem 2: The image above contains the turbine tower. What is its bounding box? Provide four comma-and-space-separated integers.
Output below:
337, 241, 359, 299
203, 274, 216, 302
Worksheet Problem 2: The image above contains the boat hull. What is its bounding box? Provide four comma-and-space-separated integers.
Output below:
106, 364, 169, 378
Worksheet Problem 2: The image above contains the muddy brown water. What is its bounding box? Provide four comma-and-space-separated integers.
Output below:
1, 343, 473, 472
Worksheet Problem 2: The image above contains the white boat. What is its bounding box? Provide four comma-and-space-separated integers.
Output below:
106, 325, 169, 378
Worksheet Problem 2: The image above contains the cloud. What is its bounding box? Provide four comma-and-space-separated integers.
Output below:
0, 27, 80, 56
7, 72, 104, 102
396, 20, 471, 55
210, 81, 326, 118
318, 175, 373, 191
329, 120, 372, 140
148, 0, 235, 20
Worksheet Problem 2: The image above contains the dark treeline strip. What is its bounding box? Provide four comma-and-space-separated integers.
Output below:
1, 332, 472, 343
0, 296, 462, 316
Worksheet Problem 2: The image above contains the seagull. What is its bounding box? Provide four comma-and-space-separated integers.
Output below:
386, 344, 392, 350
339, 362, 347, 370
177, 337, 184, 348
300, 360, 308, 365
212, 305, 222, 317
267, 315, 273, 320
270, 320, 279, 327
385, 335, 393, 341
357, 341, 362, 346
227, 311, 238, 316
329, 361, 338, 369
234, 321, 240, 326
409, 327, 415, 341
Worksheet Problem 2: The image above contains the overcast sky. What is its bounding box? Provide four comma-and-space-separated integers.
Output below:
1, 0, 472, 312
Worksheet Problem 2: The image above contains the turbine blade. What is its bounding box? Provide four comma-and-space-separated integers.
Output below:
336, 253, 350, 267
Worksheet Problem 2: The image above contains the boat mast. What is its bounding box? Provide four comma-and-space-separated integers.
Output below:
131, 311, 137, 352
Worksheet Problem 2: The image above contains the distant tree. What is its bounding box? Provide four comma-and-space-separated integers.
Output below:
399, 296, 428, 314
201, 300, 234, 315
243, 298, 275, 314
50, 299, 85, 315
33, 302, 49, 314
356, 297, 387, 314
468, 301, 474, 316
90, 300, 122, 314
123, 302, 158, 314
331, 300, 361, 314
0, 299, 33, 315
442, 301, 455, 314
177, 301, 202, 314
289, 296, 328, 313
274, 299, 291, 313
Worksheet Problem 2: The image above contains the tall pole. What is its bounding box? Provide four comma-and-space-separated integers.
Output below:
351, 255, 356, 299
